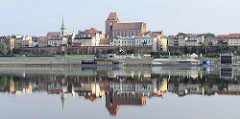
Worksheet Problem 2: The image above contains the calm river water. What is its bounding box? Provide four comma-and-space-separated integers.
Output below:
0, 66, 240, 119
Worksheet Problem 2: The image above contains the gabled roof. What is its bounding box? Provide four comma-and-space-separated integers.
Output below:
106, 12, 120, 22
39, 37, 48, 42
85, 28, 100, 36
112, 22, 143, 31
48, 37, 63, 40
46, 32, 61, 38
216, 33, 240, 39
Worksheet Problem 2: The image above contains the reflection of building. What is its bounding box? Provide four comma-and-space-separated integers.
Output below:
3, 67, 240, 116
168, 83, 204, 97
106, 91, 147, 115
78, 83, 105, 101
105, 79, 166, 115
6, 78, 33, 95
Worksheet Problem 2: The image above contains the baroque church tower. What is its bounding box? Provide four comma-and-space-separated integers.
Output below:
60, 18, 67, 36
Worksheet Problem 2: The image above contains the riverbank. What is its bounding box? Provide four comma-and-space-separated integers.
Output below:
0, 57, 93, 67
0, 56, 238, 67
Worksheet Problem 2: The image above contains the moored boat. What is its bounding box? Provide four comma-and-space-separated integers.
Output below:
152, 58, 200, 66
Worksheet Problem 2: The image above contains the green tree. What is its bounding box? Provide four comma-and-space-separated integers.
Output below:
216, 46, 221, 53
201, 43, 208, 54
191, 46, 197, 54
0, 42, 8, 56
183, 45, 189, 54
201, 33, 215, 38
234, 46, 238, 52
224, 45, 230, 51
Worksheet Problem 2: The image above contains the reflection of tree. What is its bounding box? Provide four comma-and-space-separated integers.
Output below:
0, 76, 8, 89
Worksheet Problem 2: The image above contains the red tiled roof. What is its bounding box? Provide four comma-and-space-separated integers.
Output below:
112, 22, 143, 31
99, 38, 110, 44
85, 28, 99, 33
216, 33, 240, 39
106, 12, 120, 22
5, 36, 12, 39
84, 28, 101, 37
39, 37, 48, 42
48, 37, 63, 40
46, 32, 61, 37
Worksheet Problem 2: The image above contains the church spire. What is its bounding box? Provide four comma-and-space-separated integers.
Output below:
61, 18, 66, 30
60, 18, 67, 36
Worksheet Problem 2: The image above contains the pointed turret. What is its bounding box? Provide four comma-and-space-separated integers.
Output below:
61, 18, 66, 30
60, 18, 67, 36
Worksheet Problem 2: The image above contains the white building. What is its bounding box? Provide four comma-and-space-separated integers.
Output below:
109, 79, 167, 96
168, 33, 204, 46
14, 35, 35, 48
73, 28, 103, 46
228, 39, 240, 46
74, 33, 101, 46
110, 35, 159, 51
47, 37, 67, 47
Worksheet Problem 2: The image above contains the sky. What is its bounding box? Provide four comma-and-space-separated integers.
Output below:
1, 0, 240, 36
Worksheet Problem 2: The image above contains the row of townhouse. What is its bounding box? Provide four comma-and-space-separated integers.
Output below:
167, 33, 240, 47
167, 33, 206, 46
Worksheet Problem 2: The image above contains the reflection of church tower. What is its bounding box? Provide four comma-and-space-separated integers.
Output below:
60, 93, 67, 109
60, 18, 67, 36
106, 91, 121, 116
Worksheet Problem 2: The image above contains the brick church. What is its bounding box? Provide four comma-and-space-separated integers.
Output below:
105, 12, 147, 40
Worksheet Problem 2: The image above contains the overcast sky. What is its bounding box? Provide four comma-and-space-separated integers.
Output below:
1, 0, 240, 36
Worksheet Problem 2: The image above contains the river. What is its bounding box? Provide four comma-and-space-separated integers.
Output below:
0, 66, 239, 119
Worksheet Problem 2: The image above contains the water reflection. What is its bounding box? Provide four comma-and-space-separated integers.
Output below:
0, 66, 240, 116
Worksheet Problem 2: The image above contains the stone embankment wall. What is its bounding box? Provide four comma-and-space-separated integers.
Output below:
0, 57, 92, 67
1, 57, 239, 67
123, 58, 153, 67
19, 45, 154, 55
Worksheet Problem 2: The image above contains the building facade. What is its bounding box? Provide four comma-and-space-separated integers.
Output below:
105, 12, 147, 39
73, 28, 102, 46
227, 39, 240, 46
168, 33, 204, 47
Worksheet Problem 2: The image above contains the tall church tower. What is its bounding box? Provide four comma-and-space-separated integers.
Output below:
60, 18, 67, 36
105, 12, 121, 39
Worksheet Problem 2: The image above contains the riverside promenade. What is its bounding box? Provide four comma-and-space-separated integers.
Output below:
0, 57, 94, 67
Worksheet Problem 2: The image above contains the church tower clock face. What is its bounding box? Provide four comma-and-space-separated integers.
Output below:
109, 22, 113, 31
109, 22, 113, 26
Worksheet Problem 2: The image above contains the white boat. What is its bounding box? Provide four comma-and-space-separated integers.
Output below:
152, 58, 200, 66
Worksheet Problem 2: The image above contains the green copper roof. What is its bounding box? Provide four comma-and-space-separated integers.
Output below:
61, 18, 66, 30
